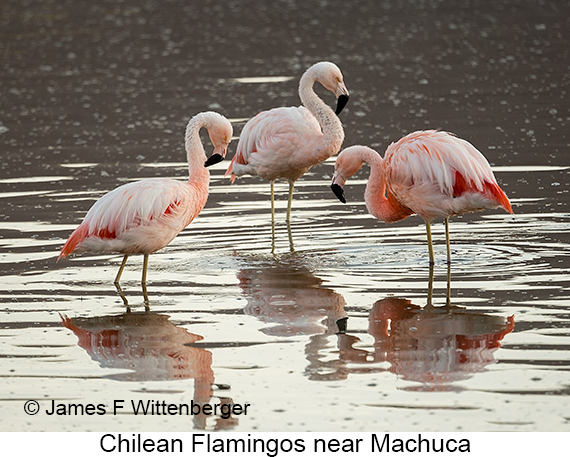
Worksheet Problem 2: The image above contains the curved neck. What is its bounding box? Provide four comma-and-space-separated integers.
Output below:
298, 72, 344, 162
183, 114, 211, 183
362, 149, 411, 223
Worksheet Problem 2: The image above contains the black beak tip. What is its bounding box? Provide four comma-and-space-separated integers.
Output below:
336, 317, 348, 334
335, 94, 350, 115
331, 183, 346, 203
204, 153, 223, 167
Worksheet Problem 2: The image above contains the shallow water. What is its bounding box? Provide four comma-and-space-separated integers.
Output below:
1, 0, 569, 432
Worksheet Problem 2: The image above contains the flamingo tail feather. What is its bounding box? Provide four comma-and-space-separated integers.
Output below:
58, 224, 89, 260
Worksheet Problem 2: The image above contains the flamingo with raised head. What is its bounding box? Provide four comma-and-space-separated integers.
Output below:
226, 61, 349, 225
59, 111, 233, 286
331, 130, 513, 264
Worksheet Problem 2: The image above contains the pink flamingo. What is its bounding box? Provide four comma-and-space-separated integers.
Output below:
59, 111, 233, 286
226, 61, 349, 225
331, 130, 513, 264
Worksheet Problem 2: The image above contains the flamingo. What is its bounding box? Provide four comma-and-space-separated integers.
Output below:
59, 111, 233, 287
331, 130, 513, 264
226, 61, 350, 226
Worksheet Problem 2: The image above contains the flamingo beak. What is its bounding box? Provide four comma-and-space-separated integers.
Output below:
204, 144, 228, 167
336, 317, 348, 334
331, 171, 347, 203
335, 94, 350, 115
204, 154, 223, 167
331, 183, 346, 203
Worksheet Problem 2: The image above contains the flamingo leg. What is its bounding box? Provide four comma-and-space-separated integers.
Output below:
270, 180, 276, 254
426, 262, 435, 308
425, 222, 435, 265
114, 281, 129, 307
114, 255, 129, 285
286, 181, 295, 224
287, 218, 295, 253
446, 260, 451, 308
142, 282, 150, 310
270, 180, 276, 227
444, 217, 451, 264
141, 254, 149, 285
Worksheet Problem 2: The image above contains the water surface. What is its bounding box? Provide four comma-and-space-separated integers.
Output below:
1, 0, 569, 432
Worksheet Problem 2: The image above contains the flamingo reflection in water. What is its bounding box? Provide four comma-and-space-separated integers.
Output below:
61, 310, 238, 430
237, 254, 350, 381
237, 254, 348, 338
236, 252, 514, 386
328, 267, 515, 390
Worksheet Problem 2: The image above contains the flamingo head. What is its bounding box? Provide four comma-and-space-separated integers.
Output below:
311, 61, 350, 115
329, 70, 350, 115
204, 114, 233, 167
331, 146, 368, 203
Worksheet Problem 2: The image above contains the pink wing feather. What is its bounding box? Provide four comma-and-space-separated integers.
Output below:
226, 106, 321, 182
385, 131, 512, 214
59, 178, 201, 258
